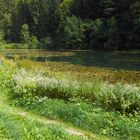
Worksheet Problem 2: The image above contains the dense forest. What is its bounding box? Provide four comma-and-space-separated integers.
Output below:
0, 0, 140, 50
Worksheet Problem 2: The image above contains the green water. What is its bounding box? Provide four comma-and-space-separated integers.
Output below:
3, 49, 140, 71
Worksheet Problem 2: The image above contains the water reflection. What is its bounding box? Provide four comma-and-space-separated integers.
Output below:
4, 50, 140, 71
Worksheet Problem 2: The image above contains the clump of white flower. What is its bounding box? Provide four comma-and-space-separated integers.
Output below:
98, 83, 140, 112
11, 68, 140, 113
11, 68, 81, 98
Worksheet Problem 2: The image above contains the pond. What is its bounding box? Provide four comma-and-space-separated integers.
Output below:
3, 49, 140, 71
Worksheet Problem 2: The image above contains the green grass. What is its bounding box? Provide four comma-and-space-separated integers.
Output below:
0, 87, 93, 140
0, 111, 87, 140
10, 68, 140, 114
12, 96, 140, 140
0, 60, 108, 140
0, 56, 140, 140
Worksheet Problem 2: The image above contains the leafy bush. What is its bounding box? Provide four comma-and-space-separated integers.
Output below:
40, 36, 54, 49
10, 69, 140, 113
30, 35, 40, 49
98, 83, 140, 113
0, 57, 16, 88
60, 16, 86, 49
21, 24, 39, 49
10, 68, 82, 99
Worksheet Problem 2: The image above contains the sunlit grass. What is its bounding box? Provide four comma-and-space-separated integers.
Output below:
0, 55, 140, 140
12, 96, 140, 140
10, 68, 140, 114
15, 58, 140, 85
47, 61, 140, 85
2, 48, 140, 85
0, 111, 87, 140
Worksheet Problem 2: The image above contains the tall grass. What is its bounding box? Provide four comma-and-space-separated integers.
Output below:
0, 111, 85, 140
1, 57, 140, 140
12, 96, 140, 140
10, 69, 140, 113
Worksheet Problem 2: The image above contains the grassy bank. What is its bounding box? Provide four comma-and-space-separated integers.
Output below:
0, 87, 89, 140
0, 111, 86, 140
10, 68, 140, 114
12, 96, 140, 140
0, 57, 140, 140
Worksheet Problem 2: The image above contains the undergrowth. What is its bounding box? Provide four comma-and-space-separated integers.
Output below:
0, 111, 85, 140
12, 96, 140, 140
0, 57, 140, 140
9, 68, 140, 114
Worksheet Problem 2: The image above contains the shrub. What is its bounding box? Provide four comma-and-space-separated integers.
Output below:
98, 83, 140, 113
30, 35, 40, 49
21, 24, 39, 49
60, 16, 86, 49
40, 36, 54, 49
10, 69, 140, 113
0, 57, 16, 88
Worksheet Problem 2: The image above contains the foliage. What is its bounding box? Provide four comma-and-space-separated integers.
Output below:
0, 0, 140, 50
0, 56, 140, 140
0, 111, 85, 140
0, 58, 16, 88
40, 37, 54, 49
21, 24, 39, 48
10, 68, 140, 114
60, 16, 86, 49
2, 13, 13, 41
13, 96, 140, 140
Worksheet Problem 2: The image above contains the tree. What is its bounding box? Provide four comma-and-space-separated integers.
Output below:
1, 0, 140, 50
62, 16, 85, 49
21, 24, 39, 48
